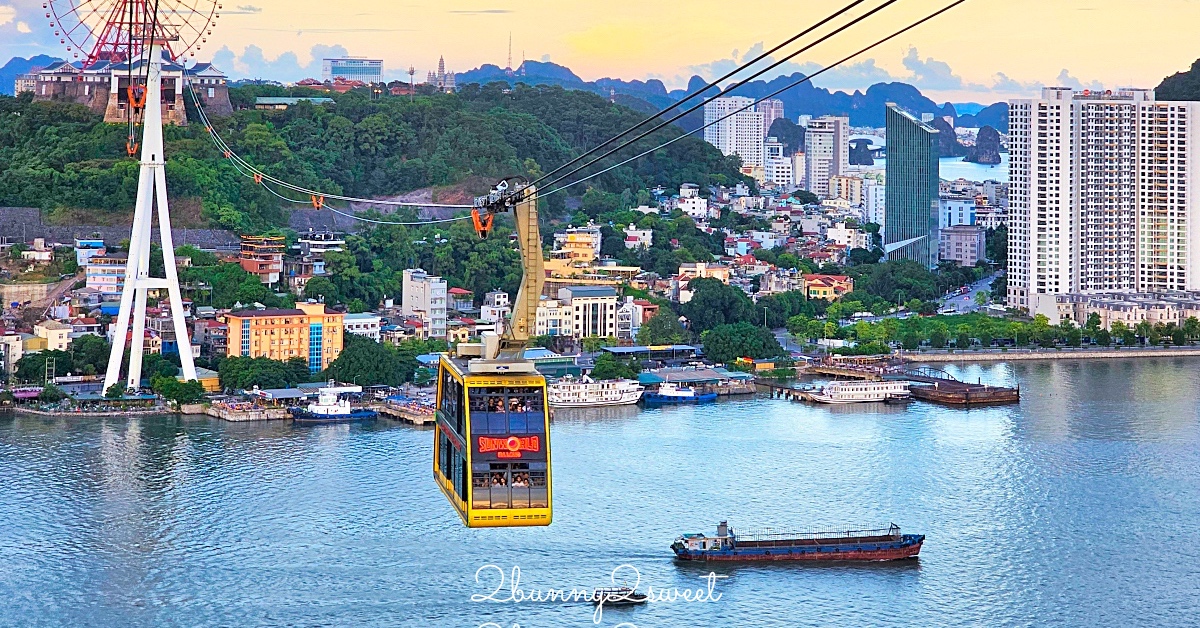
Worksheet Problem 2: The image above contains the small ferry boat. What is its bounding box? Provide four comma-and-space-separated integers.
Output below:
590, 587, 648, 606
672, 521, 923, 562
809, 380, 910, 404
290, 388, 378, 424
642, 382, 717, 405
548, 375, 644, 408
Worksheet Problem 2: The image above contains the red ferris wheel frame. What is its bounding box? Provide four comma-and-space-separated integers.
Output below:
43, 0, 222, 67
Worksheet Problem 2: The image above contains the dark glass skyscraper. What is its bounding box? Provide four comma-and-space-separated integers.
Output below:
884, 104, 940, 268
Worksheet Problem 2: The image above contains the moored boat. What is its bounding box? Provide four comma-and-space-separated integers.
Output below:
672, 521, 923, 562
590, 587, 648, 606
809, 380, 910, 404
290, 388, 378, 424
642, 382, 717, 405
548, 375, 643, 408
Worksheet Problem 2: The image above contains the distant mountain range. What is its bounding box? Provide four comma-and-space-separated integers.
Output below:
459, 60, 1010, 132
0, 55, 62, 96
5, 53, 1008, 131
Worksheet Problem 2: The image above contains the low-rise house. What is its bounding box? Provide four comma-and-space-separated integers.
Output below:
802, 274, 855, 300
34, 320, 72, 352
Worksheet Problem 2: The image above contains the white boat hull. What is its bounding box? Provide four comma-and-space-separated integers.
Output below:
547, 377, 644, 408
549, 393, 643, 408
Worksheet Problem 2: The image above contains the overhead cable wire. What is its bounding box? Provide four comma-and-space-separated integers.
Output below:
526, 0, 872, 188
540, 0, 971, 199
529, 0, 903, 197
189, 96, 474, 226
182, 81, 474, 209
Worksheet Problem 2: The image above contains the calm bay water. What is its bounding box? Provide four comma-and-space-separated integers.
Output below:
2, 358, 1199, 627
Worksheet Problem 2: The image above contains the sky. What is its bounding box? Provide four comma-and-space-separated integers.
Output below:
3, 0, 1200, 102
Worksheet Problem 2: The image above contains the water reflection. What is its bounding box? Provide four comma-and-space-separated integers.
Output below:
2, 358, 1200, 626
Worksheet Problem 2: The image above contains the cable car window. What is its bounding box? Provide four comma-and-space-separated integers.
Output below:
440, 370, 464, 435
488, 463, 510, 509
472, 474, 490, 510
509, 462, 530, 508
529, 471, 548, 508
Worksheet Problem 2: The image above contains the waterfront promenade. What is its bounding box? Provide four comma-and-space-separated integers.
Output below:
904, 346, 1200, 363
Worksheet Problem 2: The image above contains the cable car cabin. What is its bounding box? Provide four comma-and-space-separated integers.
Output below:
434, 353, 551, 528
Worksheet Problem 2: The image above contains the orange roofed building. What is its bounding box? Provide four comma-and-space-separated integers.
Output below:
801, 274, 854, 301
223, 302, 344, 373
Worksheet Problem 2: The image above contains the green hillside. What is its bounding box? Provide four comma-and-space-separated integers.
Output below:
0, 83, 748, 233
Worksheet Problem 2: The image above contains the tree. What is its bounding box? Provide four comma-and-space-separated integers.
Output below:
105, 383, 127, 399
974, 290, 991, 306
219, 356, 312, 390
1095, 328, 1112, 347
985, 225, 1008, 265
152, 376, 206, 405
1135, 320, 1153, 345
1085, 312, 1102, 333
322, 333, 415, 386
71, 335, 111, 374
637, 308, 690, 345
700, 322, 784, 364
929, 323, 949, 349
678, 277, 756, 333
303, 276, 340, 305
141, 353, 180, 380
38, 384, 66, 403
15, 350, 74, 383
590, 352, 637, 380
1184, 317, 1200, 341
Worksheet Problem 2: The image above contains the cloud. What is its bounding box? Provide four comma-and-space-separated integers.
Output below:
1053, 69, 1103, 91
901, 47, 980, 91
17, 20, 29, 33
0, 5, 14, 26
683, 43, 1092, 98
222, 5, 263, 14
540, 53, 550, 62
448, 9, 514, 14
212, 43, 350, 81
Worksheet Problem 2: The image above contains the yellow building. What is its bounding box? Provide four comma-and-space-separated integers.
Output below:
224, 302, 344, 372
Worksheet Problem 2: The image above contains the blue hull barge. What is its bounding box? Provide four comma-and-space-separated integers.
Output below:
291, 408, 378, 424
642, 382, 718, 405
289, 384, 378, 424
672, 521, 923, 562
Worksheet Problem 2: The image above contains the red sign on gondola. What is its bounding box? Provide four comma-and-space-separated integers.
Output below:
477, 435, 540, 459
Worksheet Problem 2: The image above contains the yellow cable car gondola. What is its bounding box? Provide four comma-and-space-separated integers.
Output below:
434, 180, 552, 527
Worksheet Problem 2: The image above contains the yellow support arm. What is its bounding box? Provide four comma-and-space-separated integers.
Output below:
500, 185, 542, 359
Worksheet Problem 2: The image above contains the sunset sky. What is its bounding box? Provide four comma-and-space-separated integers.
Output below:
3, 0, 1200, 102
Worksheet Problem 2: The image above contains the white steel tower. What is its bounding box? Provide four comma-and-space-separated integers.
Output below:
103, 42, 197, 392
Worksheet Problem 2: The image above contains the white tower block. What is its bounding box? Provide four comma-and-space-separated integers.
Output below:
103, 43, 198, 392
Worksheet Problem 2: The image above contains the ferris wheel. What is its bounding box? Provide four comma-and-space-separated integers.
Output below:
43, 0, 222, 67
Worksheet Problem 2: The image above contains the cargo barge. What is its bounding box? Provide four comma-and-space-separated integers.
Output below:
672, 521, 923, 562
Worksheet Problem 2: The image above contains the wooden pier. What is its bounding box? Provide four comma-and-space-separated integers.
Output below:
374, 404, 434, 425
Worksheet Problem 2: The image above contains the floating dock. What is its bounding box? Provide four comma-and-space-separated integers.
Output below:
756, 365, 1019, 407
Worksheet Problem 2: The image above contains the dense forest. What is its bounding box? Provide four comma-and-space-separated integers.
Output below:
0, 82, 749, 233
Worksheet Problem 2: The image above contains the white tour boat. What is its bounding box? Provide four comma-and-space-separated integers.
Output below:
547, 375, 644, 408
809, 380, 911, 404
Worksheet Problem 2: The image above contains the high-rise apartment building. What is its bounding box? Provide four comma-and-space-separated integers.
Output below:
1008, 87, 1200, 316
884, 105, 940, 268
402, 268, 448, 338
804, 116, 850, 198
758, 98, 785, 137
703, 96, 765, 168
322, 58, 383, 83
